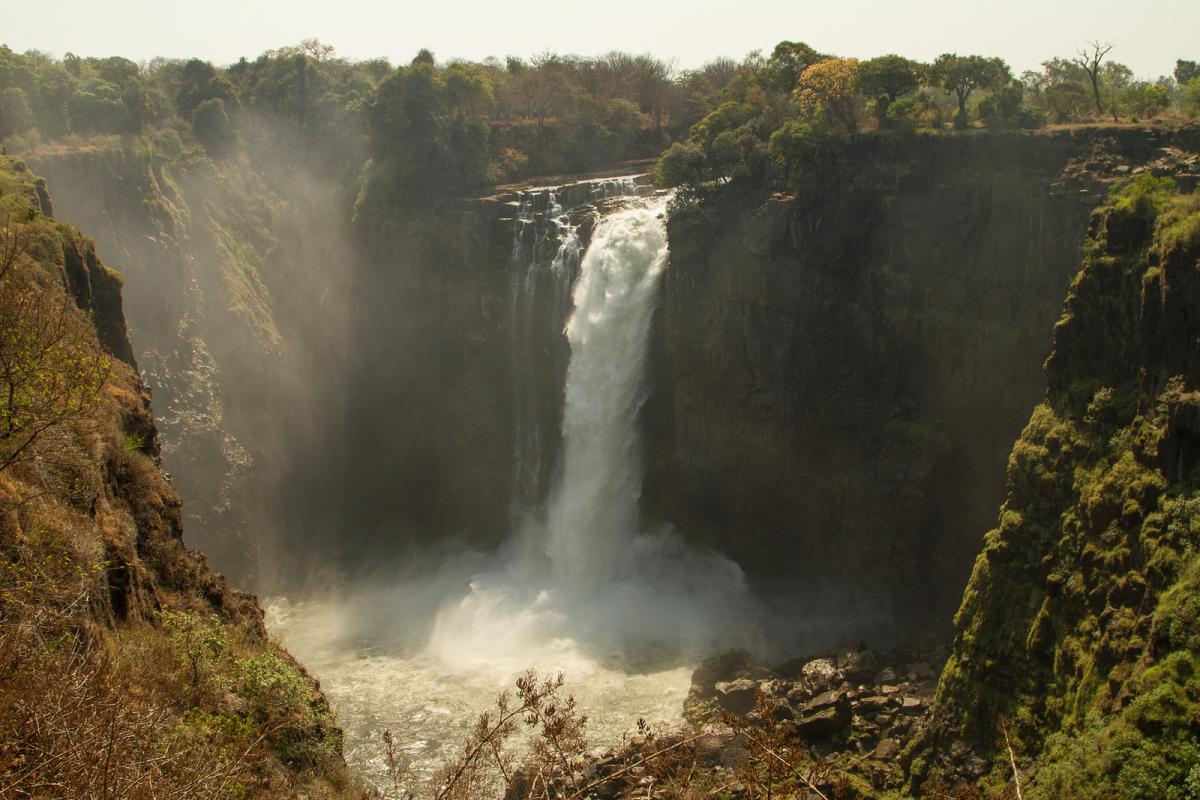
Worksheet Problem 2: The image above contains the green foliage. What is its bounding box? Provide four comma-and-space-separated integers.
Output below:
236, 652, 342, 766
0, 45, 166, 141
930, 53, 1011, 127
1182, 77, 1200, 117
655, 140, 706, 188
1120, 81, 1171, 120
927, 179, 1200, 797
858, 55, 923, 125
0, 210, 112, 475
978, 81, 1045, 129
760, 41, 826, 94
1111, 174, 1177, 218
160, 609, 227, 689
176, 58, 235, 118
1177, 60, 1200, 87
794, 57, 862, 133
191, 97, 233, 154
0, 87, 34, 140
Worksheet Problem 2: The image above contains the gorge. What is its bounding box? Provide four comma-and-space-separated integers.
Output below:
3, 34, 1200, 800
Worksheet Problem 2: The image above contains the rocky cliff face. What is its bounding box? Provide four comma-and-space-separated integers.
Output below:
337, 174, 655, 565
27, 142, 356, 587
0, 156, 354, 796
644, 127, 1200, 643
915, 166, 1200, 798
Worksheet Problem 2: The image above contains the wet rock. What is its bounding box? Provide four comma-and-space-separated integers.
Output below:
801, 658, 840, 692
793, 702, 851, 740
694, 732, 735, 766
691, 649, 755, 698
769, 701, 796, 723
855, 695, 895, 712
786, 684, 814, 707
873, 738, 901, 760
714, 678, 758, 715
801, 689, 846, 713
838, 648, 879, 682
759, 679, 792, 699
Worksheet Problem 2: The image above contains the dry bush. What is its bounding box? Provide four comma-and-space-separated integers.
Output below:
0, 555, 261, 799
379, 674, 840, 800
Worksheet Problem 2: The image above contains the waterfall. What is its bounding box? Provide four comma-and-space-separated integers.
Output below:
546, 198, 669, 584
427, 185, 752, 669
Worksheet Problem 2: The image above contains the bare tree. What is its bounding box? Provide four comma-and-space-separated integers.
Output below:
1075, 40, 1116, 121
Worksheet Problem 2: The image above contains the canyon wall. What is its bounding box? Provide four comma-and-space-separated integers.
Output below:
31, 127, 1200, 647
27, 140, 357, 586
644, 128, 1200, 639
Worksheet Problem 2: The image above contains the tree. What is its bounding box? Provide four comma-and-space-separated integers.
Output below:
654, 140, 706, 188
1022, 58, 1092, 122
0, 88, 34, 139
858, 54, 923, 123
192, 97, 232, 154
761, 41, 825, 94
979, 81, 1044, 129
1074, 41, 1114, 120
1175, 59, 1199, 86
1184, 77, 1200, 116
175, 58, 234, 118
931, 54, 1011, 127
1119, 81, 1170, 119
0, 264, 110, 476
794, 58, 862, 133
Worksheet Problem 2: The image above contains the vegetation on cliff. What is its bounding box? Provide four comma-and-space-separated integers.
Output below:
918, 176, 1200, 798
0, 156, 360, 797
655, 44, 1200, 202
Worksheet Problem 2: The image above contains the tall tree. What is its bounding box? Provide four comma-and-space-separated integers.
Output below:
1074, 40, 1114, 120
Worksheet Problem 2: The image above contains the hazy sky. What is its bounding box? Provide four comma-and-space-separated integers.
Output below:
6, 0, 1198, 79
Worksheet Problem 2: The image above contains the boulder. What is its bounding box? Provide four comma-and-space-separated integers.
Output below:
873, 738, 901, 760
855, 695, 895, 712
801, 658, 840, 692
691, 649, 755, 698
713, 678, 758, 715
793, 702, 851, 740
801, 689, 847, 714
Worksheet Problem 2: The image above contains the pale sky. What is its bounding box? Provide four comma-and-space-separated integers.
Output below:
5, 0, 1198, 79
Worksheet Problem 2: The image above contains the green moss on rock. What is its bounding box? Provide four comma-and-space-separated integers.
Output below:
921, 177, 1200, 797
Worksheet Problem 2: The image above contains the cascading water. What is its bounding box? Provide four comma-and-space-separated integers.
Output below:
427, 191, 752, 660
545, 199, 669, 585
267, 181, 753, 790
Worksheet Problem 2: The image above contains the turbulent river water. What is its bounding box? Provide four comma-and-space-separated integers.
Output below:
266, 190, 752, 791
266, 596, 692, 787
